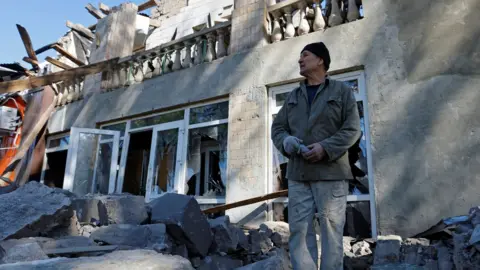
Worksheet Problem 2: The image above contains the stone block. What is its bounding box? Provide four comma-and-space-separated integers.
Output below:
371, 264, 424, 270
234, 227, 249, 250
0, 182, 73, 241
0, 242, 48, 264
173, 244, 189, 259
0, 250, 195, 270
374, 235, 402, 265
72, 197, 108, 225
270, 232, 282, 248
198, 255, 243, 270
212, 224, 239, 253
352, 241, 372, 256
90, 224, 171, 249
150, 193, 212, 256
248, 230, 273, 254
259, 222, 289, 246
434, 243, 453, 270
36, 236, 95, 249
234, 249, 290, 270
79, 224, 99, 237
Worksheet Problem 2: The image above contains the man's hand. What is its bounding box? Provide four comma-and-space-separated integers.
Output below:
283, 136, 303, 155
302, 143, 326, 162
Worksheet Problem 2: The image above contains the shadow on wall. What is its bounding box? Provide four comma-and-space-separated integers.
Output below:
369, 0, 480, 237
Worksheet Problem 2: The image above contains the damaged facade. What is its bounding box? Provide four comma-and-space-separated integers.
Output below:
2, 0, 479, 244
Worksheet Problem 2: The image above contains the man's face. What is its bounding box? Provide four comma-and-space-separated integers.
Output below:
298, 50, 323, 76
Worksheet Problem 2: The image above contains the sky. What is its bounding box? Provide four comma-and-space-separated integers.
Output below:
0, 0, 146, 67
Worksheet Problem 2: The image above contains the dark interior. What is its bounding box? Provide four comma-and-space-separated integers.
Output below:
123, 130, 152, 196
43, 150, 67, 188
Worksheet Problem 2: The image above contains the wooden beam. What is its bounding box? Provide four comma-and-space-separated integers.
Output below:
88, 24, 96, 31
138, 0, 160, 12
85, 3, 105, 19
66, 21, 94, 40
202, 190, 288, 215
45, 57, 74, 70
0, 57, 119, 94
53, 44, 85, 66
22, 57, 39, 67
16, 24, 39, 69
34, 43, 59, 55
99, 3, 111, 15
44, 245, 118, 255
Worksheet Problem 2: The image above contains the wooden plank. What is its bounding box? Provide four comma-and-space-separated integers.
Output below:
22, 57, 40, 67
138, 0, 160, 11
202, 190, 288, 214
149, 19, 161, 28
45, 57, 74, 70
53, 44, 85, 66
45, 245, 118, 255
72, 31, 93, 49
16, 24, 39, 69
0, 57, 119, 94
85, 3, 105, 19
99, 3, 111, 15
66, 21, 94, 40
35, 43, 59, 55
88, 24, 97, 31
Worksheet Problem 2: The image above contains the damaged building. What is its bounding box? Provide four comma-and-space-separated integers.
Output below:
1, 0, 480, 244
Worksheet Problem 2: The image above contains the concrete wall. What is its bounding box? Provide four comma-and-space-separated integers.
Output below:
49, 0, 480, 236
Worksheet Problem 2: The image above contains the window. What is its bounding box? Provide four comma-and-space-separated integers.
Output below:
95, 100, 229, 204
268, 70, 376, 237
41, 133, 70, 188
185, 102, 228, 204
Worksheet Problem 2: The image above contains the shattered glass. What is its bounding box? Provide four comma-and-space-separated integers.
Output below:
151, 128, 179, 195
189, 102, 229, 125
131, 110, 184, 129
185, 124, 228, 197
101, 122, 127, 136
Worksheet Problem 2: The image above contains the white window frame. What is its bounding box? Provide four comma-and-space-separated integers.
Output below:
63, 127, 121, 194
99, 98, 229, 205
267, 70, 377, 237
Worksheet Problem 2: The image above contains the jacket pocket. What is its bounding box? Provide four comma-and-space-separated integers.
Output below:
326, 96, 342, 124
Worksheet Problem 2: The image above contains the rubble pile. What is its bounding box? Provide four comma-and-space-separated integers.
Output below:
3, 182, 480, 269
0, 182, 291, 269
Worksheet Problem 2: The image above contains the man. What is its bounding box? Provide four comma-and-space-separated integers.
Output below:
271, 42, 360, 269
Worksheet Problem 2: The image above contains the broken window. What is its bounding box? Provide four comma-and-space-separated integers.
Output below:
101, 122, 126, 136
48, 136, 70, 148
189, 101, 228, 125
131, 110, 184, 129
185, 124, 228, 198
151, 128, 179, 194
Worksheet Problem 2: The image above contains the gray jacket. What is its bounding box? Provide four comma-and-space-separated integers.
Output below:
271, 79, 360, 181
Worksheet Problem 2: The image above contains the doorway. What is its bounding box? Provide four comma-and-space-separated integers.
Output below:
43, 150, 67, 188
123, 130, 152, 196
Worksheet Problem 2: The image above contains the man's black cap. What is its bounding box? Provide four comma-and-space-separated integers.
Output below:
301, 42, 331, 71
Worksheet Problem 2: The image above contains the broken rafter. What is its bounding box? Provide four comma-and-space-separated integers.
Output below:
45, 57, 74, 70
202, 190, 288, 214
0, 57, 119, 93
99, 3, 111, 15
52, 44, 85, 66
16, 24, 39, 69
22, 57, 40, 67
138, 0, 161, 12
34, 42, 60, 55
85, 3, 105, 19
66, 21, 94, 40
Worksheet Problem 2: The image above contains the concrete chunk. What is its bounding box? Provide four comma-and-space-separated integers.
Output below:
74, 194, 148, 225
0, 242, 48, 264
259, 222, 289, 246
374, 235, 402, 265
0, 182, 72, 241
234, 249, 290, 270
0, 250, 195, 270
90, 224, 171, 248
150, 193, 212, 256
198, 255, 243, 270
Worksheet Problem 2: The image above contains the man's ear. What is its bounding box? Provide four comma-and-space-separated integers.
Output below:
318, 58, 324, 67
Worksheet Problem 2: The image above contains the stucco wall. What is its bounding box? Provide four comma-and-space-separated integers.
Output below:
48, 0, 480, 236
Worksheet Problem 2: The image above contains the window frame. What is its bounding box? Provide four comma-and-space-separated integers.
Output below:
98, 97, 229, 205
267, 70, 377, 237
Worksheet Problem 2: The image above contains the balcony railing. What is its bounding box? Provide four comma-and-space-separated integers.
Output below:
54, 77, 85, 107
101, 21, 231, 91
267, 0, 363, 43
